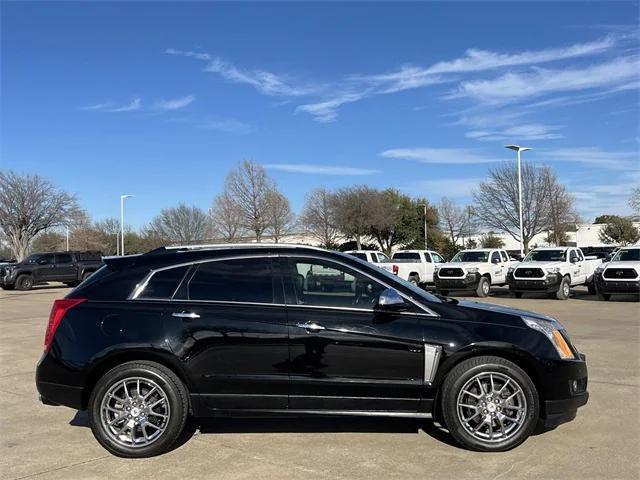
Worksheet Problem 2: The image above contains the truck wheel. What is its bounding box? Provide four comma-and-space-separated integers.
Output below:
476, 277, 490, 297
438, 290, 449, 296
556, 276, 570, 300
408, 275, 420, 287
598, 293, 611, 301
16, 274, 33, 291
587, 283, 596, 295
82, 271, 93, 282
88, 361, 189, 458
511, 291, 523, 299
441, 355, 539, 451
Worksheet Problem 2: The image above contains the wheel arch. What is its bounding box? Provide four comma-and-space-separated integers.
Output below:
431, 343, 545, 420
81, 349, 194, 410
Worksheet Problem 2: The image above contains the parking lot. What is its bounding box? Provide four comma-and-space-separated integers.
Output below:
1, 285, 638, 480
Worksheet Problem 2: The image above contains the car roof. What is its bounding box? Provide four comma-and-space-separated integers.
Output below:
532, 246, 570, 251
345, 250, 381, 253
459, 248, 496, 252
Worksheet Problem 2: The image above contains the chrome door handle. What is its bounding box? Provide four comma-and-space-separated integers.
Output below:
296, 322, 326, 332
172, 312, 200, 319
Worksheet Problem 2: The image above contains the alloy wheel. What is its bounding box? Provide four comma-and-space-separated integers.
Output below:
99, 377, 171, 448
456, 371, 527, 443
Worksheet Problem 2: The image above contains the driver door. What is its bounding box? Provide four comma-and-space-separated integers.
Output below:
281, 256, 424, 412
490, 251, 507, 283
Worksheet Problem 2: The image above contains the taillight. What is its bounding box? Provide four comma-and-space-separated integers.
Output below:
392, 264, 399, 275
44, 298, 86, 352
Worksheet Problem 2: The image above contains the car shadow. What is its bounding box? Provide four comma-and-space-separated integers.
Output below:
69, 410, 462, 450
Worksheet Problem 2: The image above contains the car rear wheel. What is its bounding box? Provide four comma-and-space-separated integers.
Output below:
408, 275, 420, 287
441, 356, 539, 452
476, 277, 490, 297
15, 274, 33, 291
88, 361, 189, 458
556, 276, 570, 300
82, 271, 94, 281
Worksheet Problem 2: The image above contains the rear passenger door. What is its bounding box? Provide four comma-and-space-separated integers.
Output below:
164, 256, 289, 411
54, 254, 76, 281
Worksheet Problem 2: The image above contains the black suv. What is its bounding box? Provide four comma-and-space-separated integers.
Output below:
36, 244, 588, 457
1, 251, 102, 290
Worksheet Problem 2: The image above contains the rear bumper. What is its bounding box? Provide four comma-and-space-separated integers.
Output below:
36, 353, 85, 410
507, 273, 561, 292
434, 273, 480, 291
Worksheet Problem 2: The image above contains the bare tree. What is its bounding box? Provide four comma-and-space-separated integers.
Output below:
542, 167, 579, 246
331, 185, 379, 250
148, 204, 213, 244
94, 217, 123, 255
0, 171, 78, 260
630, 187, 640, 215
210, 192, 245, 242
225, 160, 274, 242
472, 162, 551, 252
438, 197, 466, 246
301, 188, 340, 248
265, 190, 295, 243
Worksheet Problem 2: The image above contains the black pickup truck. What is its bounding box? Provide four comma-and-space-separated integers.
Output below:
0, 251, 103, 290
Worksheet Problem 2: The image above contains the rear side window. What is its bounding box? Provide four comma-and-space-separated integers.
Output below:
349, 253, 367, 261
56, 254, 72, 264
188, 258, 274, 303
138, 266, 189, 299
392, 252, 420, 260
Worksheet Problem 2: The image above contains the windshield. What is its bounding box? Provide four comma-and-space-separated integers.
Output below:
392, 252, 420, 260
612, 249, 640, 262
338, 252, 442, 304
451, 251, 489, 263
524, 250, 566, 262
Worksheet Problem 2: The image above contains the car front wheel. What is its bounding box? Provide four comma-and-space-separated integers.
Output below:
441, 355, 539, 451
88, 361, 189, 458
476, 277, 490, 297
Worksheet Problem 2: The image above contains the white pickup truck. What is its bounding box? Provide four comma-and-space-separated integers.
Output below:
434, 248, 517, 297
507, 246, 602, 300
345, 250, 391, 264
378, 250, 447, 287
594, 246, 640, 301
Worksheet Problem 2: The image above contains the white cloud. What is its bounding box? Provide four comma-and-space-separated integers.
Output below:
166, 48, 322, 97
81, 98, 142, 113
155, 95, 195, 110
295, 91, 370, 123
264, 164, 379, 175
197, 119, 254, 134
451, 56, 640, 104
538, 147, 639, 170
466, 123, 564, 141
381, 147, 500, 164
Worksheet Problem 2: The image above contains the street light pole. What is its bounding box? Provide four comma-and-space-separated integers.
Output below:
65, 225, 69, 252
418, 204, 428, 250
120, 195, 133, 256
505, 145, 531, 257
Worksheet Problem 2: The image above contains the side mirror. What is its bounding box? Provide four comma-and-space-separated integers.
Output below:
37, 258, 48, 265
491, 258, 500, 264
376, 288, 408, 312
570, 257, 579, 263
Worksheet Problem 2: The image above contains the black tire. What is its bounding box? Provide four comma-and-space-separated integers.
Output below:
88, 361, 189, 458
441, 355, 539, 452
66, 282, 80, 288
587, 283, 596, 295
598, 293, 611, 301
437, 289, 449, 296
511, 291, 523, 299
82, 271, 94, 281
15, 274, 33, 291
556, 276, 570, 300
408, 275, 420, 287
1, 284, 15, 290
476, 276, 490, 297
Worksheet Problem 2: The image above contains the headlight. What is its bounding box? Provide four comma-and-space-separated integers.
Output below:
546, 267, 560, 274
466, 267, 479, 273
508, 266, 515, 273
522, 316, 575, 359
595, 265, 604, 273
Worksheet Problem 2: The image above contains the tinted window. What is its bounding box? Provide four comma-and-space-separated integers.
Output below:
36, 254, 54, 265
56, 254, 72, 264
500, 251, 509, 262
491, 252, 501, 263
138, 265, 189, 299
349, 253, 367, 261
289, 259, 385, 309
452, 251, 490, 262
188, 258, 274, 303
423, 252, 432, 263
392, 252, 420, 260
524, 250, 566, 262
569, 250, 579, 262
613, 249, 640, 261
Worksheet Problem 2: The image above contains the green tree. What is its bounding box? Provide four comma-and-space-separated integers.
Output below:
598, 216, 640, 246
368, 189, 422, 255
480, 232, 506, 248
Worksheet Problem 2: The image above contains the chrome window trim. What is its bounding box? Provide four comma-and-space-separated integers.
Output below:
128, 252, 439, 317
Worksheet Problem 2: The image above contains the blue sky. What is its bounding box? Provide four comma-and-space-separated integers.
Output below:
2, 1, 639, 228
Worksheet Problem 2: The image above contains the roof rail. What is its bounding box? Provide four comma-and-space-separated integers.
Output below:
149, 243, 329, 253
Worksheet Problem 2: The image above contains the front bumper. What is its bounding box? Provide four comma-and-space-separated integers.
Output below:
595, 275, 640, 295
507, 272, 562, 292
434, 273, 480, 290
543, 392, 589, 428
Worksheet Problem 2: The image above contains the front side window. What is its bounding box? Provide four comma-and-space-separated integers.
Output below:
288, 258, 386, 309
431, 253, 445, 263
569, 250, 579, 262
188, 257, 274, 304
491, 252, 501, 263
138, 265, 189, 299
348, 252, 367, 261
